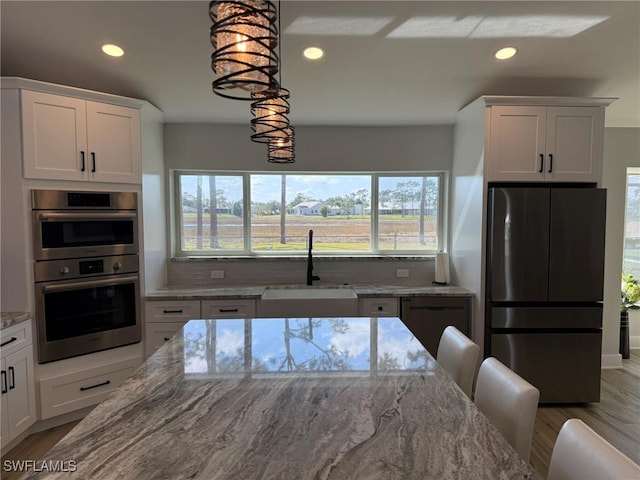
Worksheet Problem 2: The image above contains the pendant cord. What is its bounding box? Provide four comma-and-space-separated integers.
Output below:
278, 0, 282, 87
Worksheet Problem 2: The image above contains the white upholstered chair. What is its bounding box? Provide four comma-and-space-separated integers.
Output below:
474, 357, 540, 462
548, 418, 640, 480
436, 326, 479, 397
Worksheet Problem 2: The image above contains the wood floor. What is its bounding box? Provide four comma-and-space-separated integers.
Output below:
530, 351, 640, 479
2, 352, 639, 480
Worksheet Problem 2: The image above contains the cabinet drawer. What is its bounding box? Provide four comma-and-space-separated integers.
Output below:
201, 299, 256, 318
359, 298, 399, 316
39, 356, 141, 419
146, 300, 201, 323
1, 321, 32, 358
400, 296, 471, 356
145, 322, 186, 357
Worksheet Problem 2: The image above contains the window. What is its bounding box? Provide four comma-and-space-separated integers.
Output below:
623, 168, 640, 278
177, 174, 244, 252
175, 172, 444, 256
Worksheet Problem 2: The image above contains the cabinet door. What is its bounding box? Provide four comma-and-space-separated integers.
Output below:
21, 90, 88, 181
488, 106, 547, 181
1, 358, 9, 450
400, 297, 471, 357
145, 321, 187, 357
545, 107, 604, 182
5, 346, 36, 441
86, 101, 141, 184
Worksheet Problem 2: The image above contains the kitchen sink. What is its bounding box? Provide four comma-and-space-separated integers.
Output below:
261, 287, 357, 300
259, 286, 358, 317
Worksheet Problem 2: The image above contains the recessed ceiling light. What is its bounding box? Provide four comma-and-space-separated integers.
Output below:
495, 47, 517, 60
101, 44, 124, 57
303, 46, 324, 60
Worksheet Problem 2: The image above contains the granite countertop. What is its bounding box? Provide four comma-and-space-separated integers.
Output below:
29, 317, 537, 480
145, 284, 475, 300
1, 311, 31, 330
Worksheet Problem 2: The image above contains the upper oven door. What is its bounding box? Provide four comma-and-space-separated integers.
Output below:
32, 211, 138, 260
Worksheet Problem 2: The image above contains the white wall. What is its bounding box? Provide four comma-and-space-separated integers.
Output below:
164, 124, 453, 172
450, 98, 486, 351
140, 103, 167, 294
162, 124, 454, 286
602, 128, 640, 366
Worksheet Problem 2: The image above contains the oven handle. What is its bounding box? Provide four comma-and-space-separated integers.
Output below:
41, 275, 139, 293
37, 212, 137, 222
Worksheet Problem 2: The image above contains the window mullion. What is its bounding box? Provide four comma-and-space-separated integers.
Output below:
244, 173, 252, 253
371, 174, 379, 253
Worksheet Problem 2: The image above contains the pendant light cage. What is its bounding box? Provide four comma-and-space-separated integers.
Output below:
250, 86, 290, 143
267, 127, 295, 163
209, 0, 278, 100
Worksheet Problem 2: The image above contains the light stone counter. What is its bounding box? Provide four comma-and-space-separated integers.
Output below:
1, 311, 31, 330
145, 284, 474, 300
27, 317, 537, 480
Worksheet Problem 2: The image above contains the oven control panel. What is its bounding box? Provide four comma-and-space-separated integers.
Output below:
34, 254, 139, 283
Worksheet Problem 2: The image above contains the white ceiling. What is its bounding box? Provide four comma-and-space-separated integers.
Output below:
2, 1, 639, 127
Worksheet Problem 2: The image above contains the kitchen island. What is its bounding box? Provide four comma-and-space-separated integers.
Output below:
25, 317, 538, 479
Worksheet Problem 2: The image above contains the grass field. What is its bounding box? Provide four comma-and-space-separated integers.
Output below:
181, 213, 438, 252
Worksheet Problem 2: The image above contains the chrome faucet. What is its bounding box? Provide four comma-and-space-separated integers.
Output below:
307, 229, 320, 286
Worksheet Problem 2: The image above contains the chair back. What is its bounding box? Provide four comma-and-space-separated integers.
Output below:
436, 326, 479, 397
474, 357, 540, 462
548, 418, 640, 480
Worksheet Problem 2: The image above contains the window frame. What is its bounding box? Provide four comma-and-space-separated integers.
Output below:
173, 170, 446, 257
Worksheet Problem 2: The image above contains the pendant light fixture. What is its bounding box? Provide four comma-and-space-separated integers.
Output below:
209, 0, 278, 100
250, 0, 295, 162
250, 85, 290, 143
268, 126, 295, 163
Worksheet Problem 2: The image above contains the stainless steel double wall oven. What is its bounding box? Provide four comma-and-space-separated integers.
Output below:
32, 190, 141, 363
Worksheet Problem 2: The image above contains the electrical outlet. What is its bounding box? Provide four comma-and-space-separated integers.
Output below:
396, 268, 409, 278
210, 270, 225, 279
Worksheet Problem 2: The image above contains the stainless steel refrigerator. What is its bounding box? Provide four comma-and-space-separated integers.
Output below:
485, 186, 606, 403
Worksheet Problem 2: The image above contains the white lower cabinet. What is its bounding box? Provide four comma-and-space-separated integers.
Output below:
39, 357, 140, 420
146, 322, 189, 357
359, 297, 399, 316
1, 322, 36, 449
201, 299, 256, 318
144, 300, 201, 357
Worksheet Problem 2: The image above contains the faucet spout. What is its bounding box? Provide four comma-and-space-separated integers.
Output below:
307, 229, 320, 286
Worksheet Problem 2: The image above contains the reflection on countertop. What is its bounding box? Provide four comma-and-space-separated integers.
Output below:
1, 311, 31, 330
145, 283, 474, 300
26, 317, 538, 480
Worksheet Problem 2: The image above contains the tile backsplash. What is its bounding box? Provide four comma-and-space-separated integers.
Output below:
167, 257, 436, 287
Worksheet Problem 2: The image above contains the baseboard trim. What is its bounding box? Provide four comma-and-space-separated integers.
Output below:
601, 353, 623, 369
29, 406, 93, 434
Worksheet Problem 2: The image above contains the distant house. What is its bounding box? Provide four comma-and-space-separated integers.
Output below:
326, 204, 365, 216
292, 201, 323, 215
183, 203, 231, 214
367, 201, 427, 216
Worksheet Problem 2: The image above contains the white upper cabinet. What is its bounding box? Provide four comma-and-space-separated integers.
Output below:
488, 105, 604, 183
21, 90, 141, 184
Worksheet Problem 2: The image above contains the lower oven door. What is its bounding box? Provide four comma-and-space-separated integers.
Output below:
35, 274, 141, 363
